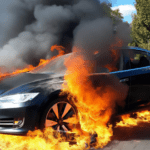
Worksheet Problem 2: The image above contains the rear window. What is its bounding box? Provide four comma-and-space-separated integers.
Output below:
123, 49, 149, 70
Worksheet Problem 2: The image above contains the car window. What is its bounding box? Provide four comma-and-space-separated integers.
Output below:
123, 49, 149, 70
123, 56, 130, 70
95, 49, 121, 73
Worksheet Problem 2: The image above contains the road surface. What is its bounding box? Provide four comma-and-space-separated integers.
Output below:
92, 122, 150, 150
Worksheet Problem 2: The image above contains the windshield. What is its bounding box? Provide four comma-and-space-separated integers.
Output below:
30, 51, 119, 74
30, 53, 72, 74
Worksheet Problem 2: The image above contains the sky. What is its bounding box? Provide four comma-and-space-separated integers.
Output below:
101, 0, 137, 24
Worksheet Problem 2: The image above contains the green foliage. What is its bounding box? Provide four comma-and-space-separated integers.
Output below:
100, 2, 124, 25
101, 2, 112, 18
112, 9, 124, 19
129, 0, 150, 50
111, 9, 124, 25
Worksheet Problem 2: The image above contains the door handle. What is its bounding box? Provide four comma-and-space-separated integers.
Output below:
120, 78, 129, 82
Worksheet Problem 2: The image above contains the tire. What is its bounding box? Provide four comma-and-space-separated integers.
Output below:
40, 96, 77, 133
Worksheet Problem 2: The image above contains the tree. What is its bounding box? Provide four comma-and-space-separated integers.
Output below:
111, 9, 123, 19
100, 2, 124, 25
129, 0, 150, 50
111, 8, 124, 25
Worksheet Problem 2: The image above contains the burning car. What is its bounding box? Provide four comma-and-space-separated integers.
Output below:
0, 46, 150, 135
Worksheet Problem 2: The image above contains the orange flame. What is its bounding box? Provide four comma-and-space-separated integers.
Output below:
105, 38, 122, 72
0, 128, 88, 150
116, 110, 150, 127
94, 51, 99, 55
60, 38, 126, 148
0, 45, 65, 80
61, 53, 117, 148
51, 45, 65, 55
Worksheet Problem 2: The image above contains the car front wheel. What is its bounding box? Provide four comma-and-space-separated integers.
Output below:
40, 98, 77, 132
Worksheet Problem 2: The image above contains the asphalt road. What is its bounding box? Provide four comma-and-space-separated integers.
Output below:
95, 140, 150, 150
92, 122, 150, 150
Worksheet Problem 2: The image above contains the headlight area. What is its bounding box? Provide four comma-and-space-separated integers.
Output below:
0, 93, 40, 131
0, 117, 25, 129
0, 93, 39, 104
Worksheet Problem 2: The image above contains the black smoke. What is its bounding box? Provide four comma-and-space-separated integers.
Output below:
0, 0, 130, 72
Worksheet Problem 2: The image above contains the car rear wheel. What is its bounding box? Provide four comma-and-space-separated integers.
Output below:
40, 97, 77, 133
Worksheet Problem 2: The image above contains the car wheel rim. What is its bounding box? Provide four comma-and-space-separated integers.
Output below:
45, 101, 77, 132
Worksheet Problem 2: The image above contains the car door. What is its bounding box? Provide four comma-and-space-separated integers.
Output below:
109, 50, 131, 112
127, 49, 150, 109
90, 49, 131, 114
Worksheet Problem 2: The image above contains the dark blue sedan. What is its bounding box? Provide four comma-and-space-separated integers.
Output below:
0, 46, 150, 134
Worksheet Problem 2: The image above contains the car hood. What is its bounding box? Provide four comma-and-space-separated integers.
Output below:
0, 72, 55, 95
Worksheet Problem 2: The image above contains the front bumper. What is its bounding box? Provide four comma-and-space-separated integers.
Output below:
0, 104, 39, 135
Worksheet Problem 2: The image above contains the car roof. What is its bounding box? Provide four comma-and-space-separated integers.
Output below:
123, 46, 149, 53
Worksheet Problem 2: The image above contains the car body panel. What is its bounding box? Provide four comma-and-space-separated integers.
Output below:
0, 73, 52, 95
121, 48, 150, 111
129, 67, 150, 109
0, 73, 64, 134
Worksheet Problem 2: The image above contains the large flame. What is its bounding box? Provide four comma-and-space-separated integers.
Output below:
0, 128, 88, 150
61, 49, 122, 148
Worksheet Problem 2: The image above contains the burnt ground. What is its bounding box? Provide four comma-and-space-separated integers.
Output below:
92, 122, 150, 150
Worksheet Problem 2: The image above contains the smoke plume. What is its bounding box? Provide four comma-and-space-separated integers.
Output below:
0, 0, 131, 72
